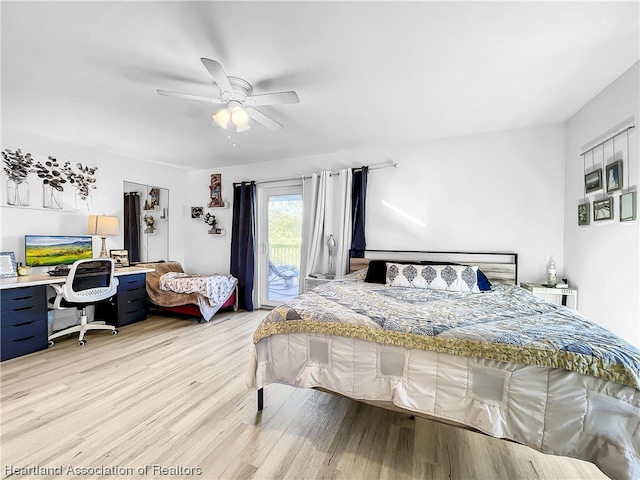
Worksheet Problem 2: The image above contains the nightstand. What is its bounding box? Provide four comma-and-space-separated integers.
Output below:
520, 282, 578, 310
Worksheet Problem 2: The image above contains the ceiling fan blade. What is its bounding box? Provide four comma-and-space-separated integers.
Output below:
157, 89, 224, 104
201, 58, 233, 94
246, 108, 284, 131
245, 91, 300, 106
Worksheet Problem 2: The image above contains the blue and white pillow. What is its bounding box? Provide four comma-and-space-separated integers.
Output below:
385, 263, 481, 293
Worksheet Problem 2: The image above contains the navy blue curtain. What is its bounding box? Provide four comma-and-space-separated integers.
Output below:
230, 181, 256, 311
124, 192, 140, 263
350, 166, 368, 258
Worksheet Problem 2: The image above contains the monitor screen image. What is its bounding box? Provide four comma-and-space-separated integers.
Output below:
25, 235, 93, 267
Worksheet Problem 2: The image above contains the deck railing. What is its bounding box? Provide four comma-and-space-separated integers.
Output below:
270, 244, 301, 268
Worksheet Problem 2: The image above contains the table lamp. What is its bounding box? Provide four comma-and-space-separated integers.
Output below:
88, 215, 119, 258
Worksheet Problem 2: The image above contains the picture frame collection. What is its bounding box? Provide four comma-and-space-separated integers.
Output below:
581, 164, 635, 224
580, 128, 636, 225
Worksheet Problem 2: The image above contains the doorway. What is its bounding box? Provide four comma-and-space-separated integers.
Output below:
257, 184, 303, 307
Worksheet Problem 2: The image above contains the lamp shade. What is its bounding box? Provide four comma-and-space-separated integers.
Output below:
87, 215, 119, 236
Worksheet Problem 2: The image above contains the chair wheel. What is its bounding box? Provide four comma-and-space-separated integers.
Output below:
48, 340, 54, 347
78, 339, 87, 346
112, 329, 119, 335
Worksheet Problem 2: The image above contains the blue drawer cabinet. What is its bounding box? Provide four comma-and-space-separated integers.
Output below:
1, 285, 48, 361
96, 273, 148, 327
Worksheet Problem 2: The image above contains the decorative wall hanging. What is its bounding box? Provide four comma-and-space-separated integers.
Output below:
144, 187, 160, 210
620, 191, 636, 221
584, 169, 602, 193
203, 212, 222, 234
606, 160, 623, 193
593, 198, 613, 221
208, 174, 224, 207
2, 149, 33, 206
578, 203, 590, 226
619, 127, 636, 222
2, 147, 98, 211
144, 214, 156, 234
33, 156, 67, 209
579, 124, 635, 225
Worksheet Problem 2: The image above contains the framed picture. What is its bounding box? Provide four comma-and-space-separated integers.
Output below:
620, 191, 636, 222
191, 206, 203, 219
605, 160, 623, 193
109, 249, 130, 267
593, 197, 613, 221
578, 202, 590, 225
585, 169, 602, 193
0, 252, 18, 278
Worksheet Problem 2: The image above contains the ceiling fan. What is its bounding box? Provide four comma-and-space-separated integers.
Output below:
157, 58, 300, 146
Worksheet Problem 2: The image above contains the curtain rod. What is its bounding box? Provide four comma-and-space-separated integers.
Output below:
580, 125, 635, 157
301, 161, 399, 180
237, 161, 400, 186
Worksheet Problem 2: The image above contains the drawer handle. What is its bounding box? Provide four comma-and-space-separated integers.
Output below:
12, 295, 35, 301
14, 306, 36, 312
12, 321, 34, 327
14, 335, 36, 343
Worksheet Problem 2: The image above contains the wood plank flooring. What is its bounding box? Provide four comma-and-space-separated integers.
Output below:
1, 310, 607, 479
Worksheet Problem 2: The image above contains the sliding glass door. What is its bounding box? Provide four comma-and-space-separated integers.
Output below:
257, 183, 303, 307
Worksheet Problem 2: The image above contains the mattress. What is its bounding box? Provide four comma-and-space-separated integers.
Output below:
247, 279, 640, 480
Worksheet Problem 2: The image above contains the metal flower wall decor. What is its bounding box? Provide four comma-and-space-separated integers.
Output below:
2, 149, 34, 206
1, 147, 98, 210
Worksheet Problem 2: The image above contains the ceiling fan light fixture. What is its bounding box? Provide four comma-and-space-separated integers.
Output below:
231, 106, 249, 127
212, 109, 230, 128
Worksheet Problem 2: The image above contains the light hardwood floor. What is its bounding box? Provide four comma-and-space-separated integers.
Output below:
1, 310, 607, 480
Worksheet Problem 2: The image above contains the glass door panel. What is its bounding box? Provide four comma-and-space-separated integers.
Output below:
258, 185, 302, 307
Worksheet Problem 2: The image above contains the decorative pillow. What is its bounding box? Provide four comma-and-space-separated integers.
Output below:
385, 263, 481, 293
364, 260, 392, 284
365, 259, 491, 291
476, 269, 492, 291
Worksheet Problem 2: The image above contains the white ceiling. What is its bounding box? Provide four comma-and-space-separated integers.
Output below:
2, 1, 638, 171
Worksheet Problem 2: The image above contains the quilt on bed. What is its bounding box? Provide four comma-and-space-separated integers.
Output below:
253, 280, 640, 389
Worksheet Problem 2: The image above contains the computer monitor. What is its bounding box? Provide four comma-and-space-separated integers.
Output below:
24, 235, 93, 267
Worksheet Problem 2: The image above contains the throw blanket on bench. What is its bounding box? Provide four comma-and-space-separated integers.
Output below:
160, 272, 237, 321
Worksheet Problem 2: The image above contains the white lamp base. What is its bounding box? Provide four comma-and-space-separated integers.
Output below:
99, 236, 109, 258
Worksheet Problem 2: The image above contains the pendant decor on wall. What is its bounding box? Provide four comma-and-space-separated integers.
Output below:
2, 149, 32, 206
208, 174, 224, 207
1, 147, 98, 211
144, 187, 160, 210
34, 156, 67, 209
578, 124, 635, 225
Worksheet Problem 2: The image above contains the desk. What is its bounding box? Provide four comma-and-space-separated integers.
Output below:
0, 267, 153, 361
0, 266, 152, 290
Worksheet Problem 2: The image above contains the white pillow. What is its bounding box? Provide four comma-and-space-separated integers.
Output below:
385, 263, 480, 293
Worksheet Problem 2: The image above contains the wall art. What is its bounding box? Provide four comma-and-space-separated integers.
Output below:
620, 191, 636, 222
593, 197, 613, 221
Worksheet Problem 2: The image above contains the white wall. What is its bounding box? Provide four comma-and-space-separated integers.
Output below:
0, 129, 188, 270
564, 62, 639, 346
183, 124, 566, 287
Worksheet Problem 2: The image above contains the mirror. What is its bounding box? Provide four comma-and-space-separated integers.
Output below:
123, 181, 169, 263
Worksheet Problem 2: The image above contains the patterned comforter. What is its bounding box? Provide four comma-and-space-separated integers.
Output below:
254, 280, 640, 389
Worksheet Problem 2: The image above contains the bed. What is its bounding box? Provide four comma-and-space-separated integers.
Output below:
136, 261, 238, 322
246, 251, 640, 480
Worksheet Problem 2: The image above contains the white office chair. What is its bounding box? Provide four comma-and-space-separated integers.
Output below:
48, 258, 119, 346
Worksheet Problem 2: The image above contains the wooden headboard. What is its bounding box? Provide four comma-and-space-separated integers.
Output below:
349, 250, 518, 285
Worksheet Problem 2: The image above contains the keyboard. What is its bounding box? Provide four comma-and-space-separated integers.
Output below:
48, 266, 70, 276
